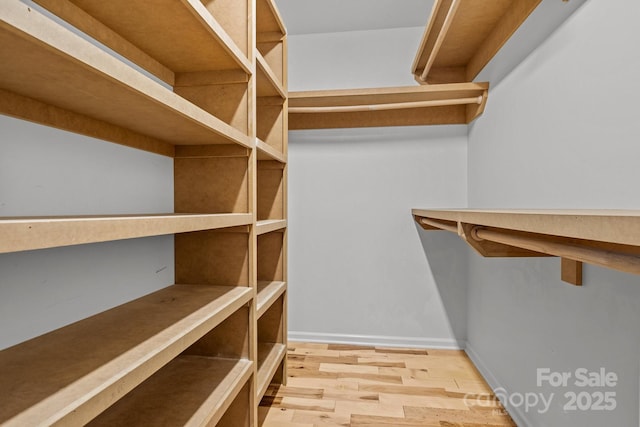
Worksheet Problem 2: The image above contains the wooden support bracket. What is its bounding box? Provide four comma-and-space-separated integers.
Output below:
561, 258, 583, 286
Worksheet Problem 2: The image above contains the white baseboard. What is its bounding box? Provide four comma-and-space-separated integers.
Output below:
465, 342, 531, 427
288, 331, 465, 350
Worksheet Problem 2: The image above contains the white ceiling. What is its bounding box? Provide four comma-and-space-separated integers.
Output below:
273, 0, 434, 35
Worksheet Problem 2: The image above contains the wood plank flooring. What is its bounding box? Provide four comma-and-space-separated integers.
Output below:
258, 342, 515, 427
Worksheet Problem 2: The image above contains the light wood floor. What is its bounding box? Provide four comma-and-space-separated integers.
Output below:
259, 342, 515, 427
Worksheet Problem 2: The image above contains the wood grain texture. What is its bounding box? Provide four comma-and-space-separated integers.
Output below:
259, 343, 515, 426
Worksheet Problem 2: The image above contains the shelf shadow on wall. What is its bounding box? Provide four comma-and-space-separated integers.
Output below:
414, 222, 469, 346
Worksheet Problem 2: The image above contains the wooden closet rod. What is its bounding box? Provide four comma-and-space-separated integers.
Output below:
419, 0, 461, 82
420, 217, 458, 233
289, 95, 482, 114
471, 227, 640, 275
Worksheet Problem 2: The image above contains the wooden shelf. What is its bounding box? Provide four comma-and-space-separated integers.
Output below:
87, 356, 253, 426
0, 213, 253, 254
412, 0, 541, 84
0, 2, 252, 157
34, 0, 252, 84
257, 281, 287, 318
289, 83, 489, 129
0, 285, 253, 426
257, 51, 286, 99
413, 209, 640, 285
256, 0, 286, 41
257, 343, 287, 401
256, 219, 287, 236
257, 138, 287, 163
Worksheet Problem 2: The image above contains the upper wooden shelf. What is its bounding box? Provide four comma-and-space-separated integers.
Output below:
412, 0, 541, 84
0, 284, 253, 426
33, 0, 252, 85
0, 2, 252, 157
289, 83, 489, 130
413, 209, 640, 285
0, 213, 253, 254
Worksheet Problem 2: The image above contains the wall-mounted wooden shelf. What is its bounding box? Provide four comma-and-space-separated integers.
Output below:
0, 285, 252, 426
257, 281, 287, 318
289, 83, 489, 129
256, 219, 288, 236
0, 2, 252, 157
33, 0, 252, 85
257, 342, 287, 400
413, 209, 640, 286
412, 0, 541, 84
0, 213, 253, 254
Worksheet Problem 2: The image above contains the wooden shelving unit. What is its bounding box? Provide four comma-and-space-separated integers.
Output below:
412, 0, 542, 84
413, 209, 640, 286
0, 0, 288, 424
289, 83, 489, 129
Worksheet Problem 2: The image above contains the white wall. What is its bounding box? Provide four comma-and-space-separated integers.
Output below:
288, 127, 468, 347
0, 115, 174, 349
287, 27, 469, 348
287, 26, 423, 90
467, 2, 640, 426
